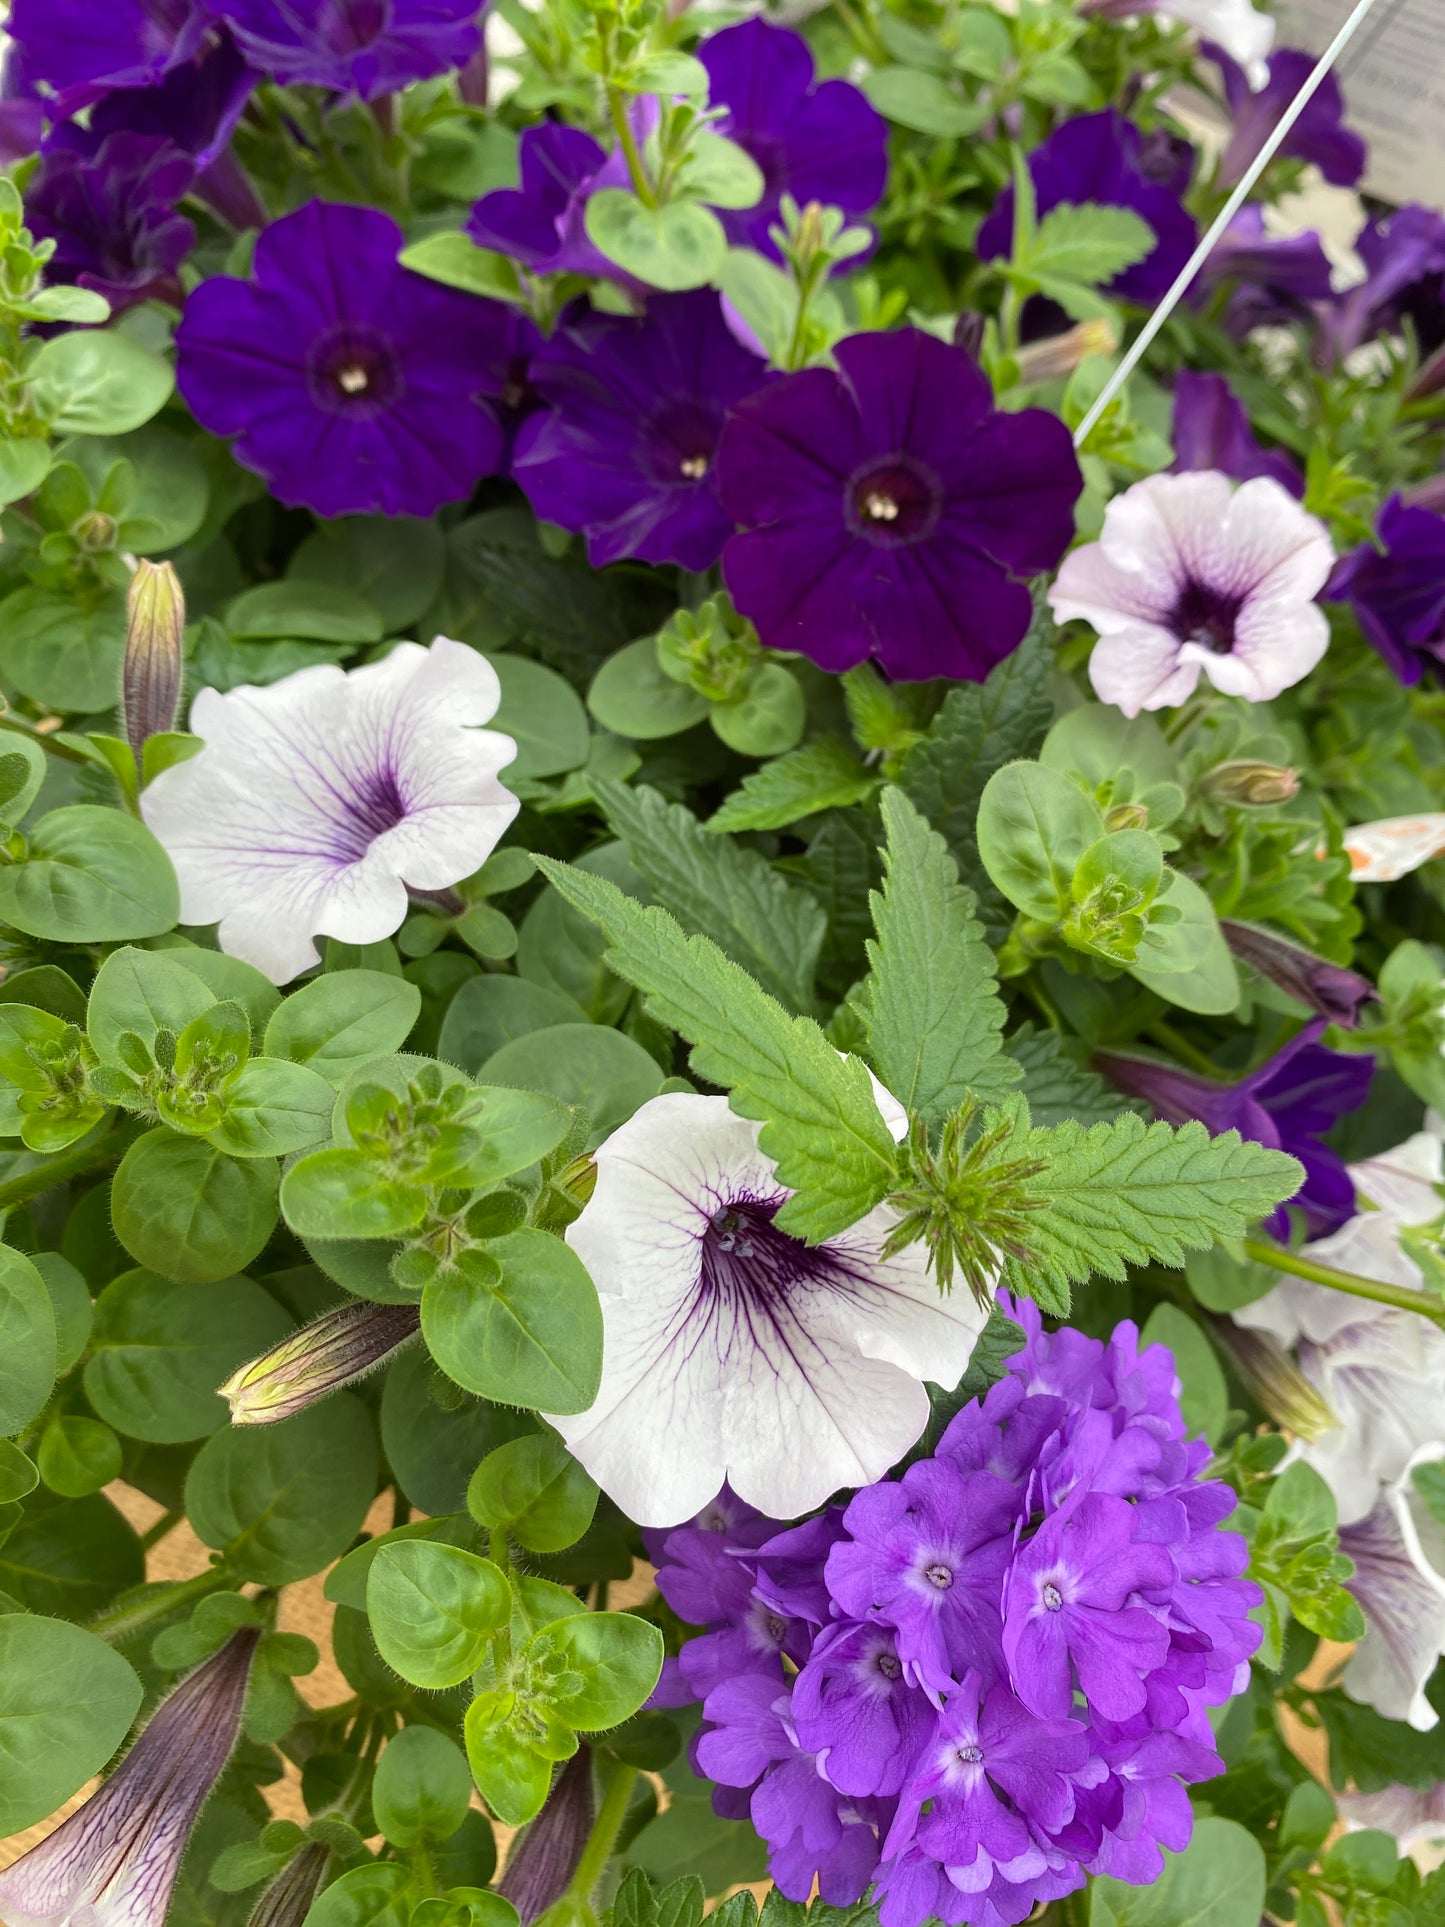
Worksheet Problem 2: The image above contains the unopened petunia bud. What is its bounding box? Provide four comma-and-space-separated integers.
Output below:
1017, 317, 1119, 385
1197, 759, 1300, 807
123, 559, 185, 765
1221, 919, 1377, 1029
219, 1301, 421, 1424
249, 1844, 330, 1927
1209, 1318, 1336, 1442
499, 1748, 596, 1924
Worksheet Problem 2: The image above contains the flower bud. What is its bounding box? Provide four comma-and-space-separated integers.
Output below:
219, 1301, 421, 1425
499, 1748, 596, 1924
1209, 1318, 1336, 1442
123, 559, 185, 765
1017, 317, 1119, 385
1197, 759, 1300, 807
250, 1845, 329, 1927
1221, 919, 1377, 1029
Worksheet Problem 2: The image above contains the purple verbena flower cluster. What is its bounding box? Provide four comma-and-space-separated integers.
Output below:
649, 1299, 1261, 1927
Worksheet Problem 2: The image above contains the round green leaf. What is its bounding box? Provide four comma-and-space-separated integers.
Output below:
467, 1432, 599, 1554
304, 1864, 414, 1927
30, 1252, 92, 1372
421, 1229, 603, 1414
1090, 1818, 1265, 1927
29, 327, 175, 436
87, 945, 217, 1067
0, 806, 179, 942
225, 579, 384, 643
381, 1344, 532, 1515
0, 1441, 38, 1503
976, 763, 1104, 921
0, 1246, 57, 1436
709, 664, 806, 759
584, 191, 726, 292
493, 655, 590, 779
366, 1540, 510, 1688
588, 638, 709, 741
0, 1489, 144, 1617
536, 1611, 664, 1731
185, 1394, 379, 1584
112, 1130, 280, 1282
0, 732, 47, 829
206, 1056, 337, 1158
290, 516, 447, 629
372, 1726, 474, 1846
0, 1614, 143, 1832
37, 1413, 123, 1497
481, 1022, 663, 1144
264, 970, 421, 1086
0, 586, 127, 710
0, 437, 51, 507
64, 425, 210, 553
438, 975, 587, 1076
1129, 877, 1241, 1016
85, 1268, 295, 1443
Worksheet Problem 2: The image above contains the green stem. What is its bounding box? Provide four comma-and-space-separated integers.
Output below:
0, 712, 90, 765
1146, 1022, 1222, 1079
0, 1120, 138, 1215
567, 1761, 639, 1905
607, 87, 656, 208
1243, 1237, 1445, 1328
139, 1508, 183, 1552
87, 1564, 233, 1645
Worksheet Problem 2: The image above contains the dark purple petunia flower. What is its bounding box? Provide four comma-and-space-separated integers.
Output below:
27, 132, 196, 313
1171, 370, 1303, 497
1196, 203, 1335, 335
1320, 204, 1445, 365
718, 328, 1081, 681
976, 110, 1198, 309
1208, 42, 1367, 190
1326, 494, 1445, 686
698, 19, 888, 260
175, 198, 510, 519
1220, 919, 1376, 1026
466, 121, 624, 283
206, 0, 483, 98
1096, 1021, 1374, 1239
6, 0, 208, 115
513, 289, 766, 571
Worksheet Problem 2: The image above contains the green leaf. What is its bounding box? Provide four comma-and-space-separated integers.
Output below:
372, 1726, 474, 1848
679, 130, 764, 210
896, 617, 1054, 940
304, 1864, 413, 1927
532, 859, 900, 1244
494, 655, 590, 780
0, 1615, 142, 1832
1129, 878, 1241, 1015
1013, 201, 1154, 293
0, 1246, 57, 1436
1089, 1818, 1265, 1927
225, 580, 383, 644
0, 437, 51, 507
480, 1022, 663, 1144
439, 976, 588, 1075
707, 741, 877, 834
381, 1346, 533, 1516
467, 1432, 599, 1553
206, 1057, 337, 1158
112, 1130, 279, 1282
29, 327, 175, 436
1005, 1022, 1131, 1126
289, 515, 447, 630
84, 1268, 294, 1443
0, 733, 46, 828
186, 1394, 378, 1584
367, 1540, 510, 1688
990, 1102, 1304, 1312
0, 806, 178, 941
976, 761, 1104, 921
422, 1230, 604, 1413
858, 788, 1016, 1123
264, 970, 421, 1085
861, 66, 989, 136
0, 1440, 37, 1503
32, 1252, 90, 1373
37, 1412, 123, 1497
0, 1488, 143, 1618
65, 424, 210, 554
588, 637, 710, 741
152, 943, 279, 1033
1139, 1303, 1228, 1444
0, 586, 128, 711
399, 232, 525, 303
540, 1610, 664, 1731
584, 192, 726, 291
594, 778, 826, 1015
87, 944, 216, 1067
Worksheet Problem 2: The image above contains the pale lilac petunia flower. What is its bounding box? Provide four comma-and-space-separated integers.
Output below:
1049, 470, 1335, 717
1337, 1493, 1445, 1730
547, 1088, 989, 1528
0, 1627, 258, 1927
141, 637, 518, 985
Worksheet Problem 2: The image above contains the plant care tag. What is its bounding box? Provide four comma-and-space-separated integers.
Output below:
1275, 0, 1445, 209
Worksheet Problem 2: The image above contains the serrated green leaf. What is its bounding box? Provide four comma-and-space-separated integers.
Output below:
707, 740, 876, 835
1015, 202, 1154, 290
594, 778, 826, 1015
531, 859, 899, 1243
1004, 1021, 1135, 1126
856, 789, 1016, 1124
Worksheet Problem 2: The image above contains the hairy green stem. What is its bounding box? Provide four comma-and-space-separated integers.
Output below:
567, 1761, 639, 1903
1243, 1237, 1445, 1328
607, 87, 655, 207
87, 1564, 233, 1645
0, 1121, 138, 1215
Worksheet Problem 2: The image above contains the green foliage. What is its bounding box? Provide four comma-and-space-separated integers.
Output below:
1090, 1819, 1266, 1927
0, 1615, 142, 1831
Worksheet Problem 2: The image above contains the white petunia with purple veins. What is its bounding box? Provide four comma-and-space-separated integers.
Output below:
141, 636, 518, 984
1048, 471, 1335, 717
547, 1087, 990, 1529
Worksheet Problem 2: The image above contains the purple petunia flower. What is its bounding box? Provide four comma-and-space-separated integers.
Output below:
1196, 203, 1336, 335
1208, 41, 1366, 190
466, 121, 625, 284
204, 0, 483, 98
698, 19, 888, 259
27, 132, 196, 314
6, 0, 209, 116
1320, 205, 1445, 366
175, 199, 511, 519
1220, 919, 1375, 1027
1096, 1020, 1373, 1238
1171, 370, 1303, 497
513, 290, 767, 572
976, 110, 1198, 309
0, 1627, 258, 1927
718, 328, 1081, 682
1326, 495, 1445, 686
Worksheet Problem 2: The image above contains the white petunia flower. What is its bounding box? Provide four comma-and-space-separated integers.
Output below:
1338, 1781, 1445, 1867
1156, 0, 1273, 80
1048, 471, 1335, 717
141, 637, 518, 984
1337, 1496, 1445, 1730
1234, 1132, 1445, 1526
547, 1088, 989, 1528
